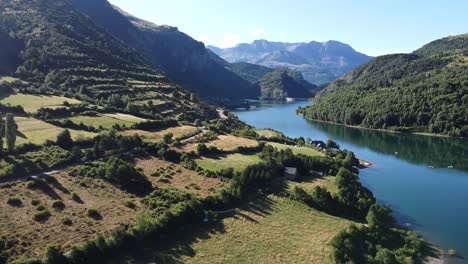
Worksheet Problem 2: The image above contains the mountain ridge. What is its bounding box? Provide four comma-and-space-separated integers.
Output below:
208, 39, 373, 85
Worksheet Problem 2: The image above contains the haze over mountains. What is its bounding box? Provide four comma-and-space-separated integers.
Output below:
208, 40, 373, 85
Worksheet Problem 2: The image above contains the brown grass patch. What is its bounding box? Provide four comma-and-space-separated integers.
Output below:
122, 126, 199, 143
0, 173, 138, 260
135, 157, 225, 197
207, 135, 259, 151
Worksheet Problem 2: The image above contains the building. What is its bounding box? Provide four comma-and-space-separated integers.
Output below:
284, 167, 298, 180
310, 140, 326, 149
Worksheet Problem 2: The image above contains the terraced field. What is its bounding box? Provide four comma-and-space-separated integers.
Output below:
61, 113, 147, 129
0, 93, 81, 113
196, 153, 262, 172
267, 142, 325, 157
15, 117, 95, 146
123, 126, 200, 143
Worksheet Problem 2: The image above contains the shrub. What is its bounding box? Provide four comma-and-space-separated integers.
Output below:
70, 192, 82, 203
62, 217, 73, 226
123, 200, 136, 209
52, 200, 65, 210
56, 129, 73, 149
33, 210, 51, 222
31, 199, 41, 206
36, 204, 46, 211
87, 208, 102, 220
7, 195, 22, 206
447, 249, 457, 256
43, 244, 66, 264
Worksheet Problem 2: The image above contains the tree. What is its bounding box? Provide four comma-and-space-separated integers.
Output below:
326, 139, 339, 149
5, 113, 16, 152
56, 129, 73, 149
374, 248, 397, 264
197, 143, 209, 155
162, 133, 173, 144
366, 203, 394, 230
43, 244, 67, 264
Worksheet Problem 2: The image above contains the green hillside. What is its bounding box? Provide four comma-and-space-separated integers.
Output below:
299, 34, 468, 137
259, 68, 317, 99
0, 0, 216, 121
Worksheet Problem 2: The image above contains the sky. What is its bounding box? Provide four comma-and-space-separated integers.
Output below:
108, 0, 468, 56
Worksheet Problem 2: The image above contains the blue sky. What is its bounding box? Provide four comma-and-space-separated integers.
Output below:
108, 0, 468, 56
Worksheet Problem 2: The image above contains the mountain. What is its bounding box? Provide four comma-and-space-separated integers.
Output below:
208, 40, 373, 85
299, 34, 468, 137
0, 0, 216, 120
69, 0, 257, 104
259, 68, 317, 99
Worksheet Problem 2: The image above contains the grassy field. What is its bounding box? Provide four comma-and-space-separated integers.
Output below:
0, 93, 81, 113
287, 176, 338, 195
123, 126, 200, 143
63, 113, 146, 129
135, 157, 225, 197
0, 172, 138, 260
127, 194, 352, 264
15, 117, 95, 146
267, 142, 325, 157
256, 129, 282, 139
196, 153, 261, 172
0, 76, 22, 83
207, 135, 259, 151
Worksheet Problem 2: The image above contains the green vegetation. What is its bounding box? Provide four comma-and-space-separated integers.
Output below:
259, 68, 316, 99
61, 114, 144, 130
86, 208, 102, 220
7, 195, 22, 207
33, 209, 51, 222
172, 195, 352, 264
15, 116, 95, 146
0, 94, 81, 113
51, 200, 65, 210
5, 113, 16, 152
266, 142, 325, 157
300, 34, 468, 137
196, 153, 261, 172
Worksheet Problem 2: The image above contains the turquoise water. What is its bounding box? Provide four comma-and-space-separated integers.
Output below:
233, 100, 468, 263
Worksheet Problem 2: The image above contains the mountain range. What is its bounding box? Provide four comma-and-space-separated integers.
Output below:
208, 40, 373, 85
299, 34, 468, 137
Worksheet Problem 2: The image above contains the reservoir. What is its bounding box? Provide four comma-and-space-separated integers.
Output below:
233, 100, 468, 263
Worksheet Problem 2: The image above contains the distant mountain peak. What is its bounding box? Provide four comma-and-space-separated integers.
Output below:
207, 39, 372, 85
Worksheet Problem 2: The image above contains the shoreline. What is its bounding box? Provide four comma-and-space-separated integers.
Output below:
300, 116, 462, 139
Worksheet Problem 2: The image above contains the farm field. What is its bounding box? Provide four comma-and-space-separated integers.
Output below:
267, 142, 325, 157
63, 113, 146, 129
135, 157, 225, 197
177, 134, 259, 153
256, 129, 283, 139
123, 126, 200, 143
15, 116, 95, 146
124, 194, 353, 264
0, 172, 138, 260
196, 153, 261, 172
0, 93, 81, 113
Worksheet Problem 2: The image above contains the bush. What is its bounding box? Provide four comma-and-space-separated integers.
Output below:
56, 129, 73, 149
62, 217, 73, 226
447, 249, 457, 256
31, 199, 41, 206
87, 208, 102, 220
70, 192, 82, 203
36, 204, 46, 211
123, 200, 136, 209
52, 200, 65, 210
7, 195, 22, 206
43, 244, 66, 264
33, 210, 51, 222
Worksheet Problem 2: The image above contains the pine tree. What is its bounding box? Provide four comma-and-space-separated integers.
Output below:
5, 113, 16, 152
0, 115, 4, 152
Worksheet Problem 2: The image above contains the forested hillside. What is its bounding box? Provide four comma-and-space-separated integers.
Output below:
299, 34, 468, 137
259, 69, 317, 99
0, 0, 217, 121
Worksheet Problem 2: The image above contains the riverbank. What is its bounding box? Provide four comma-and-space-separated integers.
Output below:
300, 116, 462, 139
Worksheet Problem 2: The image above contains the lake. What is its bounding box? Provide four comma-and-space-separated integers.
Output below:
233, 100, 468, 263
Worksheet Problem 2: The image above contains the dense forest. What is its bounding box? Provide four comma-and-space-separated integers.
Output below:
299, 34, 468, 137
258, 68, 317, 99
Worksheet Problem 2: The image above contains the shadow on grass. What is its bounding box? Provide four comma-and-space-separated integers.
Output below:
108, 193, 280, 264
